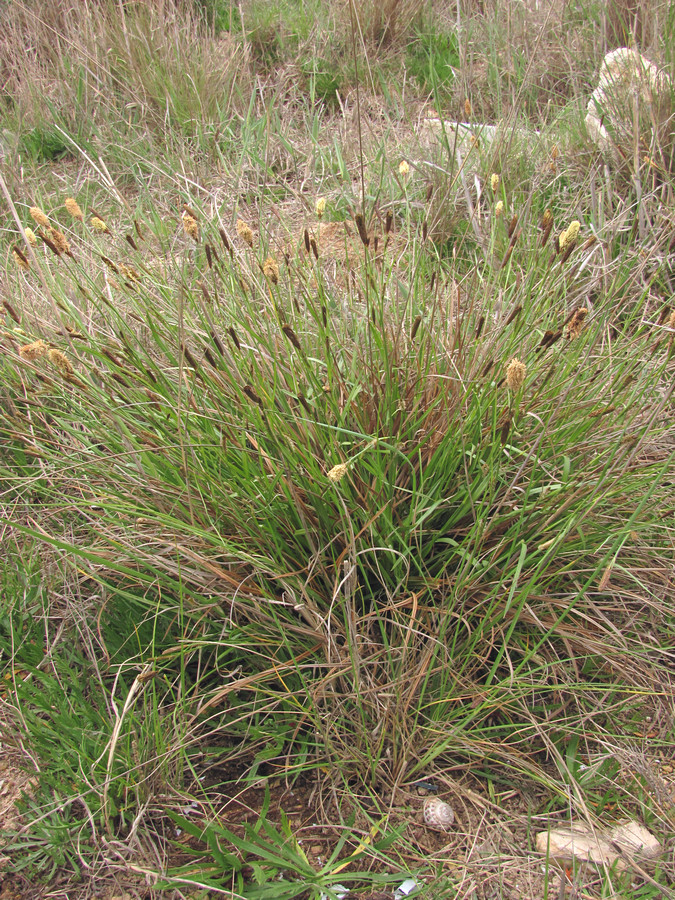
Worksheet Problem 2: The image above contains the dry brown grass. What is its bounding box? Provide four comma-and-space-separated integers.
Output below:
0, 0, 247, 138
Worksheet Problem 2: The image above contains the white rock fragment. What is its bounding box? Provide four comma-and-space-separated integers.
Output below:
585, 47, 672, 167
607, 820, 662, 859
536, 819, 661, 871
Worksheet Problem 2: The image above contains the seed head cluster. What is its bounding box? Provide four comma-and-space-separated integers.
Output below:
559, 220, 580, 251
48, 227, 70, 256
65, 198, 83, 221
29, 207, 50, 228
262, 257, 280, 284
236, 219, 254, 247
20, 340, 48, 360
505, 358, 526, 391
182, 209, 199, 242
565, 307, 588, 340
327, 463, 348, 484
48, 348, 74, 378
315, 198, 326, 218
91, 216, 110, 234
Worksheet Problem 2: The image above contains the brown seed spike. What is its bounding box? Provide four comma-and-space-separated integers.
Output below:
125, 234, 138, 251
205, 243, 213, 268
304, 228, 311, 254
475, 315, 485, 339
505, 305, 523, 326
243, 384, 262, 406
507, 214, 518, 239
219, 227, 232, 254
310, 238, 319, 260
39, 230, 61, 256
385, 210, 393, 234
3, 300, 21, 323
282, 324, 302, 349
354, 214, 369, 247
422, 221, 428, 242
410, 315, 422, 340
13, 246, 30, 271
228, 326, 241, 350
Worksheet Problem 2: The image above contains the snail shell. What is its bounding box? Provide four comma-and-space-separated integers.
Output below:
423, 796, 455, 830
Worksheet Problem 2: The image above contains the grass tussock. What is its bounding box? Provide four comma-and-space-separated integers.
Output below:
0, 0, 674, 897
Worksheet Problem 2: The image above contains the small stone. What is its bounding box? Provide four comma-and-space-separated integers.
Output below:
423, 797, 455, 830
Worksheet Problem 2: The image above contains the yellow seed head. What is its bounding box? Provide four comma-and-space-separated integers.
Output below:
560, 220, 580, 251
495, 200, 504, 218
262, 257, 279, 284
91, 216, 110, 234
24, 227, 38, 246
566, 307, 588, 340
65, 197, 83, 221
29, 207, 50, 228
47, 227, 70, 255
464, 97, 472, 118
20, 340, 48, 360
327, 463, 348, 483
13, 249, 30, 270
182, 210, 199, 242
542, 209, 553, 229
399, 160, 410, 177
119, 264, 141, 283
236, 219, 254, 247
48, 348, 74, 378
668, 309, 675, 330
506, 358, 526, 391
491, 173, 500, 192
315, 197, 326, 218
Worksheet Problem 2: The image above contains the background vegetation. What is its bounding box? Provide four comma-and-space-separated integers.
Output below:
0, 0, 674, 897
